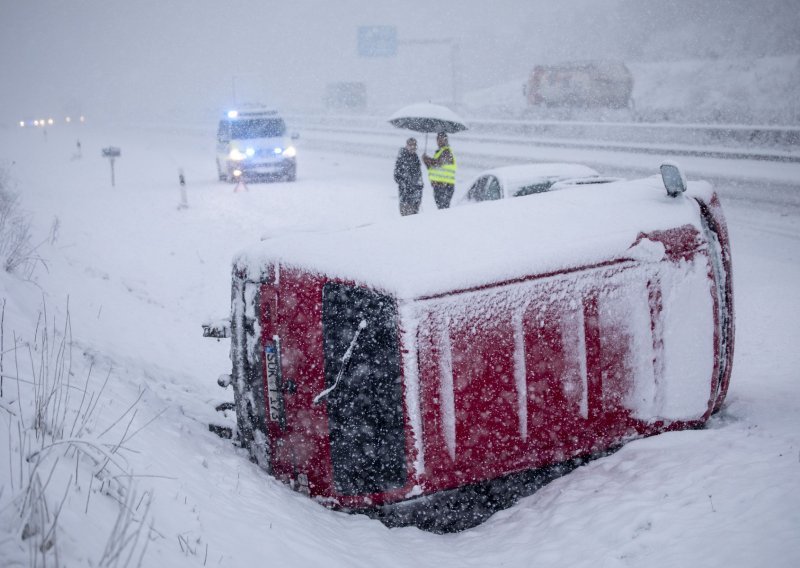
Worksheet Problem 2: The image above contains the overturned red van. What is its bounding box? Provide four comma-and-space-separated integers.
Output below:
208, 165, 734, 531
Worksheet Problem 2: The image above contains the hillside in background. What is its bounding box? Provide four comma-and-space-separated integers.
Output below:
461, 56, 800, 125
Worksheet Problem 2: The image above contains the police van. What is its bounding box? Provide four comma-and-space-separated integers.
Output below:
216, 107, 297, 182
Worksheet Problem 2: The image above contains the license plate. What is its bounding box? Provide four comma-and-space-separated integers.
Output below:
264, 341, 285, 425
252, 162, 282, 171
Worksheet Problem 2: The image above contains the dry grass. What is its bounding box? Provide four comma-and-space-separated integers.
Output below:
0, 169, 48, 278
1, 301, 154, 568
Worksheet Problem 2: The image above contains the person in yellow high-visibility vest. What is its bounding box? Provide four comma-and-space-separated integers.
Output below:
423, 132, 457, 209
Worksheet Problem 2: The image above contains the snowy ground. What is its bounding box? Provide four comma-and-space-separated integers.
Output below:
1, 123, 799, 567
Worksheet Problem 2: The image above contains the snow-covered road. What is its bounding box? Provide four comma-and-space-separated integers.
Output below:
1, 123, 798, 567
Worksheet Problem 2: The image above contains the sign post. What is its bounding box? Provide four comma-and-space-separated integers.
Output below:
101, 146, 121, 187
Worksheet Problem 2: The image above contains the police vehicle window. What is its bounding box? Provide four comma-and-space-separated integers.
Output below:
231, 118, 287, 139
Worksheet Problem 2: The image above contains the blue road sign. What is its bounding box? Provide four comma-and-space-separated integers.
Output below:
358, 26, 397, 57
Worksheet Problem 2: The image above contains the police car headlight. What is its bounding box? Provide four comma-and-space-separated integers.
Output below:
283, 145, 297, 158
229, 148, 246, 161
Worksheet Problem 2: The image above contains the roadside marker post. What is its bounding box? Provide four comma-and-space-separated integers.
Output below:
101, 146, 121, 187
233, 169, 248, 192
178, 169, 189, 209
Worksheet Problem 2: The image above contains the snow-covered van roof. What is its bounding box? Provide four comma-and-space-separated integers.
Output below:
235, 176, 714, 300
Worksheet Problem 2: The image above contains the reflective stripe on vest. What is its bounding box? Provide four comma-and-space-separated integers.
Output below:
428, 146, 456, 186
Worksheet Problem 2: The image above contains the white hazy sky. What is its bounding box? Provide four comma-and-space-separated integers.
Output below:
1, 0, 798, 124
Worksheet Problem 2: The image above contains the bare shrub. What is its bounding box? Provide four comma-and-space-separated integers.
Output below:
0, 169, 44, 278
1, 300, 154, 568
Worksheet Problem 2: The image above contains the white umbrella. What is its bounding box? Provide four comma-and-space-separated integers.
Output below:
388, 103, 467, 152
388, 102, 467, 133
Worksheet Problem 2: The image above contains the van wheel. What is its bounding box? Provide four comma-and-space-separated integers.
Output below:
285, 165, 297, 182
217, 160, 228, 182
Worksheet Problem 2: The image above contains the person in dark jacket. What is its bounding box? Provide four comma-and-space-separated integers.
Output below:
394, 138, 424, 216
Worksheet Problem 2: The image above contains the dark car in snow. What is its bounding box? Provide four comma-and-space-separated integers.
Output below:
205, 164, 734, 531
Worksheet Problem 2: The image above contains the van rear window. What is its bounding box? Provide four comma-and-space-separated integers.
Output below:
231, 118, 286, 139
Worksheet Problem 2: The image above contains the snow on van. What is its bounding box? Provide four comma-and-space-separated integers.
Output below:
205, 165, 734, 531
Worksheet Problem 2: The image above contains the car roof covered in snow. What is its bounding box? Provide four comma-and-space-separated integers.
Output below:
235, 176, 715, 301
483, 162, 600, 184
456, 162, 602, 202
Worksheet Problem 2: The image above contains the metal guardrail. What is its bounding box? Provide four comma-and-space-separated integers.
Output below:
287, 113, 800, 163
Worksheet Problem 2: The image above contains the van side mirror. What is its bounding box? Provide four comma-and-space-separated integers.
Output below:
291, 132, 300, 140
660, 162, 686, 198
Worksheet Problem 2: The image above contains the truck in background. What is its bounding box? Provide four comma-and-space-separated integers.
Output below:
524, 60, 634, 109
